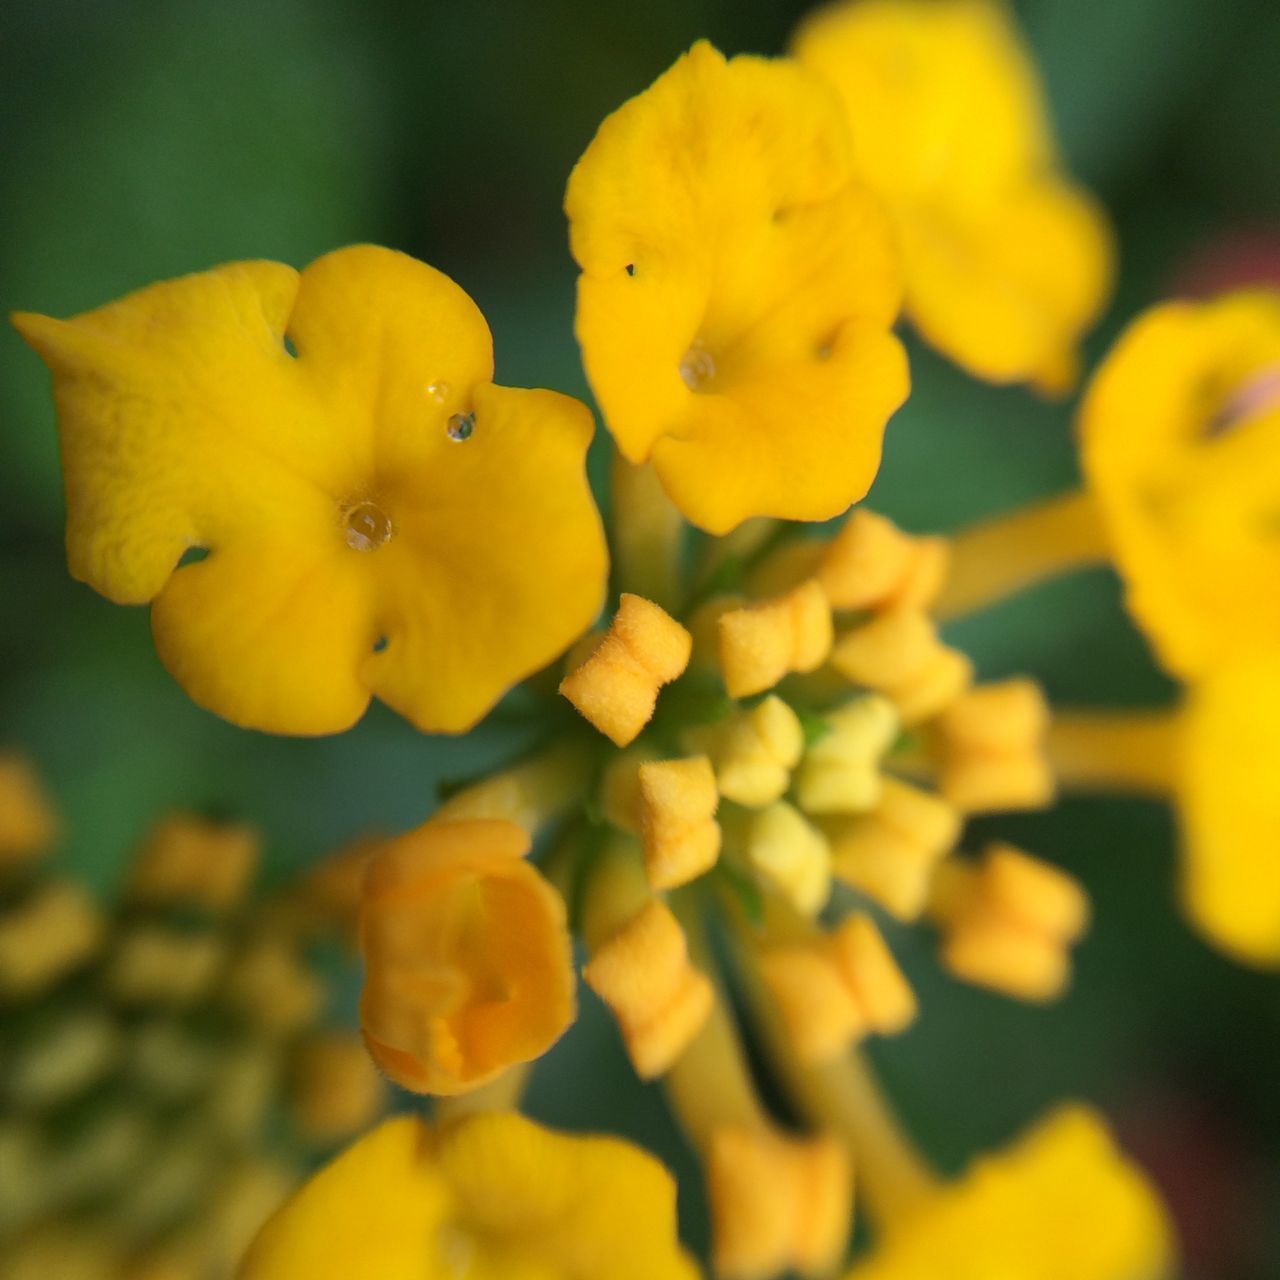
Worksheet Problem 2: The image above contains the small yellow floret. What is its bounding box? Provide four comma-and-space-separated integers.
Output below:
932, 843, 1089, 1002
831, 606, 972, 724
106, 925, 226, 1005
758, 913, 916, 1061
637, 756, 722, 890
793, 693, 898, 813
225, 938, 326, 1037
0, 755, 58, 862
742, 801, 832, 916
288, 1031, 387, 1143
706, 1125, 851, 1280
719, 580, 834, 699
126, 814, 259, 910
685, 696, 806, 807
0, 882, 103, 997
583, 898, 715, 1079
561, 593, 692, 746
935, 678, 1054, 812
241, 1112, 700, 1280
825, 777, 961, 920
819, 508, 950, 612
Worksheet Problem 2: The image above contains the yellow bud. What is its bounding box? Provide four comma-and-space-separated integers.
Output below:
106, 925, 226, 1006
638, 756, 722, 889
127, 814, 260, 911
743, 801, 832, 916
560, 593, 692, 746
718, 580, 834, 698
359, 819, 575, 1095
758, 913, 916, 1062
583, 898, 714, 1079
289, 1031, 387, 1143
0, 755, 58, 864
687, 594, 747, 668
286, 836, 383, 944
934, 843, 1089, 1002
600, 746, 656, 832
817, 508, 950, 613
224, 937, 325, 1037
825, 778, 961, 920
706, 1126, 851, 1280
0, 881, 103, 998
831, 607, 973, 725
686, 696, 806, 807
935, 678, 1054, 812
793, 694, 899, 813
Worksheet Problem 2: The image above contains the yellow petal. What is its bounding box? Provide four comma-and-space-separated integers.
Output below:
846, 1106, 1174, 1280
1080, 292, 1280, 679
567, 41, 907, 532
14, 245, 606, 735
1179, 653, 1280, 965
795, 0, 1113, 388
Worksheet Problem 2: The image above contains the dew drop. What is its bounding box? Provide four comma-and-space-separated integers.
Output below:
343, 501, 393, 552
679, 340, 716, 391
426, 380, 450, 403
447, 412, 475, 442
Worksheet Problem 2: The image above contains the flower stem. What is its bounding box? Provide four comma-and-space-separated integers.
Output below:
611, 457, 684, 610
1046, 708, 1180, 797
934, 488, 1110, 621
433, 1064, 530, 1125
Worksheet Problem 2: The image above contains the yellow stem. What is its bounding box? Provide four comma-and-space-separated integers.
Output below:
433, 1063, 530, 1125
663, 902, 770, 1150
933, 488, 1110, 622
431, 738, 593, 835
611, 457, 684, 610
1047, 708, 1180, 797
727, 900, 940, 1226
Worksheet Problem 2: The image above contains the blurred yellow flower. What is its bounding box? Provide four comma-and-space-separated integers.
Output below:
566, 41, 907, 533
13, 245, 607, 735
239, 1111, 700, 1280
359, 818, 575, 1096
1080, 291, 1280, 680
794, 0, 1112, 391
846, 1106, 1174, 1280
1178, 652, 1280, 966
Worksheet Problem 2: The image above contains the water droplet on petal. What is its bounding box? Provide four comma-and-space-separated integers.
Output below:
343, 501, 393, 552
680, 340, 716, 391
447, 412, 475, 442
426, 380, 450, 403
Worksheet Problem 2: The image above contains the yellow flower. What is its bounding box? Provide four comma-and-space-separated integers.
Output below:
13, 245, 607, 736
1178, 652, 1280, 966
1080, 292, 1280, 680
794, 0, 1112, 391
359, 818, 575, 1096
566, 41, 908, 533
846, 1106, 1175, 1280
238, 1111, 700, 1280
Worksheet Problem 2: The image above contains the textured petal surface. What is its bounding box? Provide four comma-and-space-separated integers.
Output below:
1079, 293, 1280, 679
1179, 655, 1280, 966
567, 41, 906, 532
847, 1106, 1174, 1280
15, 245, 607, 734
795, 0, 1113, 388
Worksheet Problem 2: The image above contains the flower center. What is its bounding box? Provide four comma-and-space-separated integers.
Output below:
343, 501, 393, 552
679, 339, 717, 392
1206, 364, 1280, 437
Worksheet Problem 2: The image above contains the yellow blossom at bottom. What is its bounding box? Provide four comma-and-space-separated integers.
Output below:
238, 1111, 700, 1280
846, 1106, 1174, 1280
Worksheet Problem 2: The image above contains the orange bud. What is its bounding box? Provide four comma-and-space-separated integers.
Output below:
818, 508, 950, 613
359, 819, 575, 1095
560, 594, 692, 746
637, 756, 721, 889
718, 581, 834, 698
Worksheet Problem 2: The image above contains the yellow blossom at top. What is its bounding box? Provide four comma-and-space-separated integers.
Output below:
794, 0, 1112, 391
846, 1106, 1174, 1280
239, 1110, 700, 1280
566, 41, 908, 533
1177, 652, 1280, 966
13, 245, 607, 736
1080, 291, 1280, 680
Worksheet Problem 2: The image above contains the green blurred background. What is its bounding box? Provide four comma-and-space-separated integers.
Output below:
2, 1, 1278, 1275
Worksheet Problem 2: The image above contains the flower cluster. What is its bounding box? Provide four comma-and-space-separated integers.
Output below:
15, 0, 1277, 1276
